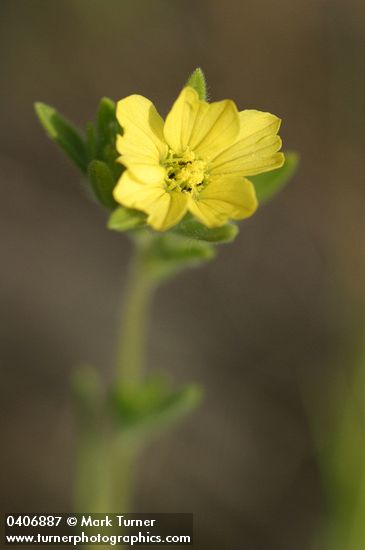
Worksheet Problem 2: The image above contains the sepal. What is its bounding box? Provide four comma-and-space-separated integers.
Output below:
186, 68, 207, 101
174, 215, 238, 243
108, 206, 147, 231
144, 233, 216, 280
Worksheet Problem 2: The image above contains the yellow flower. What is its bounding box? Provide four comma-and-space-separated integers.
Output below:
113, 86, 284, 231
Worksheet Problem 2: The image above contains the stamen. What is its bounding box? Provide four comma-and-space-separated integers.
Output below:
163, 149, 208, 194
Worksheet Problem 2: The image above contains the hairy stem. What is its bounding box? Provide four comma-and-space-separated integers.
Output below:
75, 238, 157, 549
115, 241, 156, 391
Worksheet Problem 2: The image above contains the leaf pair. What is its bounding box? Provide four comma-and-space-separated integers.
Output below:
109, 209, 239, 278
35, 99, 120, 209
72, 365, 202, 443
109, 207, 238, 241
143, 233, 216, 280
111, 375, 202, 442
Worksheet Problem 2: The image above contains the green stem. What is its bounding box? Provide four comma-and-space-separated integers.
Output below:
75, 238, 157, 549
103, 239, 157, 519
115, 240, 156, 391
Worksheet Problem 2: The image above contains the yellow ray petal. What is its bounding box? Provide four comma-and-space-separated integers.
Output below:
164, 86, 240, 159
210, 110, 284, 177
238, 110, 281, 145
127, 163, 166, 185
147, 191, 189, 231
113, 170, 166, 212
116, 95, 168, 169
113, 171, 188, 231
188, 175, 257, 227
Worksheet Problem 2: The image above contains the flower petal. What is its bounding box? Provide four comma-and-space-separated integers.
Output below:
188, 175, 257, 227
113, 171, 188, 231
238, 110, 281, 145
164, 86, 240, 159
126, 163, 166, 185
210, 110, 284, 177
113, 170, 166, 212
147, 191, 189, 231
116, 95, 168, 170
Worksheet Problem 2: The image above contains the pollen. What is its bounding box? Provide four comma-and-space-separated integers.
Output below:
164, 149, 208, 194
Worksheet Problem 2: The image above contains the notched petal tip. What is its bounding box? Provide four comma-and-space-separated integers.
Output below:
210, 108, 285, 177
116, 94, 153, 123
115, 94, 167, 167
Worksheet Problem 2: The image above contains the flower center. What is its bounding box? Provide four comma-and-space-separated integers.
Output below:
164, 149, 208, 195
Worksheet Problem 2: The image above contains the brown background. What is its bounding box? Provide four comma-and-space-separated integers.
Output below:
1, 1, 365, 548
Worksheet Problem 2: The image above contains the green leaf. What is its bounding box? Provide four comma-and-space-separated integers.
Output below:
112, 376, 203, 440
94, 97, 122, 180
174, 215, 238, 243
251, 151, 299, 204
86, 122, 96, 159
88, 160, 118, 209
34, 102, 89, 173
97, 97, 116, 134
96, 97, 118, 154
146, 233, 216, 280
108, 206, 147, 231
186, 68, 207, 101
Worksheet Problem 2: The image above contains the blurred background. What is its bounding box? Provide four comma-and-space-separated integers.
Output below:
1, 1, 365, 548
